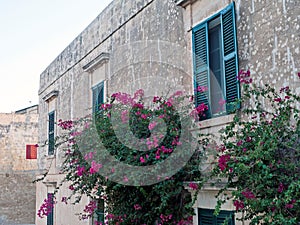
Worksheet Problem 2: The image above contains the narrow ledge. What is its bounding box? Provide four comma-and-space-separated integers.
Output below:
83, 52, 110, 72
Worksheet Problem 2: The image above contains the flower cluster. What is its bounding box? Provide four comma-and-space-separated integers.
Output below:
58, 119, 74, 130
212, 70, 300, 224
83, 201, 97, 218
37, 196, 55, 218
218, 154, 230, 171
237, 70, 252, 84
54, 89, 203, 224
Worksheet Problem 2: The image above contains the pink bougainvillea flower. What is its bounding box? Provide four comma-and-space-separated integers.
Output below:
77, 166, 85, 176
233, 200, 244, 211
218, 154, 230, 171
195, 103, 208, 114
61, 197, 68, 204
37, 195, 55, 218
195, 86, 208, 92
246, 136, 252, 142
133, 89, 144, 99
69, 185, 74, 191
121, 110, 129, 123
83, 201, 97, 217
165, 101, 173, 107
155, 153, 161, 160
101, 103, 112, 110
58, 119, 74, 130
237, 70, 252, 84
274, 97, 282, 102
280, 86, 289, 93
217, 144, 226, 152
277, 182, 284, 193
160, 214, 173, 223
84, 151, 94, 160
141, 114, 148, 119
242, 189, 255, 199
153, 96, 161, 103
140, 156, 146, 163
188, 182, 198, 190
133, 103, 144, 109
134, 204, 142, 210
146, 136, 159, 150
89, 161, 102, 174
237, 140, 243, 146
148, 121, 157, 130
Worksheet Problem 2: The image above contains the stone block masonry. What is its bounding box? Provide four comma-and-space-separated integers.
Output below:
0, 106, 38, 225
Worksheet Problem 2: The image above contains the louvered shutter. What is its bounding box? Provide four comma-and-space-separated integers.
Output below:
48, 112, 55, 155
199, 208, 235, 225
93, 199, 105, 224
47, 193, 54, 225
221, 3, 240, 113
193, 24, 211, 119
92, 82, 104, 114
199, 209, 214, 225
97, 82, 104, 108
217, 210, 235, 225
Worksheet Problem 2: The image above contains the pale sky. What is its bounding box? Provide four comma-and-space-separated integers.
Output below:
0, 0, 112, 113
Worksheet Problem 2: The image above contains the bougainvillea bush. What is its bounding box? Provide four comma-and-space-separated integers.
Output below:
38, 89, 209, 225
212, 71, 300, 225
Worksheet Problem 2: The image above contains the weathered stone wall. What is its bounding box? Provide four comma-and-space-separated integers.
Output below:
0, 109, 38, 225
236, 0, 300, 92
0, 173, 36, 225
0, 113, 38, 172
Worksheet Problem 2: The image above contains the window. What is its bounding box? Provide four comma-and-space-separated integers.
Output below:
93, 199, 105, 225
198, 208, 235, 225
47, 193, 54, 225
26, 144, 37, 159
192, 2, 240, 119
92, 82, 104, 114
48, 111, 55, 155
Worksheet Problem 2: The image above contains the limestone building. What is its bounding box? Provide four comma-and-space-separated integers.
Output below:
0, 105, 38, 225
36, 0, 299, 224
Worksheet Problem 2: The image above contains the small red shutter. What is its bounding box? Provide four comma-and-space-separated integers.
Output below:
26, 145, 37, 159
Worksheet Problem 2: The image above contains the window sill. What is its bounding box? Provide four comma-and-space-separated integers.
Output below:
199, 114, 235, 129
45, 154, 55, 159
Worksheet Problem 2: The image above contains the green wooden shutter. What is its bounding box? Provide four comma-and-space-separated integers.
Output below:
221, 2, 240, 113
93, 199, 105, 224
92, 82, 104, 114
199, 209, 214, 225
199, 208, 235, 225
47, 193, 54, 225
48, 112, 55, 155
193, 23, 211, 119
217, 210, 235, 225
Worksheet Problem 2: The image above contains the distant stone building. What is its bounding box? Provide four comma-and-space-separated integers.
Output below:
0, 105, 38, 225
36, 0, 299, 224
